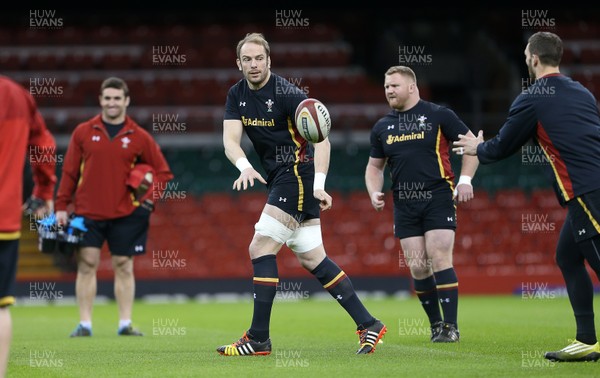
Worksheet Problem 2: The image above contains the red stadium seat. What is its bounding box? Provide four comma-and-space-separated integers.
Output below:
0, 53, 22, 70
100, 52, 137, 70
238, 192, 268, 214
63, 51, 97, 70
198, 24, 230, 49
346, 191, 376, 211
165, 24, 194, 46
494, 189, 528, 208
0, 27, 13, 45
15, 28, 48, 45
209, 47, 236, 68
59, 85, 85, 107
200, 192, 236, 214
581, 47, 600, 64
561, 47, 578, 65
26, 51, 62, 70
530, 189, 562, 209
53, 26, 86, 45
461, 190, 492, 210
89, 25, 120, 44
128, 25, 158, 44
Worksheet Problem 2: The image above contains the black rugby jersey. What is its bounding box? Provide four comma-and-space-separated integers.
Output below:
477, 74, 600, 204
224, 73, 313, 184
369, 99, 470, 195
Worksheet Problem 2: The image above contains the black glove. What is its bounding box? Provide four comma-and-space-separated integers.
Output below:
23, 196, 45, 216
140, 199, 155, 212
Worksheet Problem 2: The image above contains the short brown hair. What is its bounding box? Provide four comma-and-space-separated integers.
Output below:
236, 32, 270, 59
528, 32, 562, 67
100, 77, 129, 97
385, 66, 417, 85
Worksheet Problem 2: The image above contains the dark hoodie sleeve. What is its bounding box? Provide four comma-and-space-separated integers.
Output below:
477, 94, 538, 164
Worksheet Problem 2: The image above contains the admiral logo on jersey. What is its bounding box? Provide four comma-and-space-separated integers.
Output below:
386, 132, 425, 144
224, 73, 314, 183
370, 99, 470, 195
241, 116, 275, 127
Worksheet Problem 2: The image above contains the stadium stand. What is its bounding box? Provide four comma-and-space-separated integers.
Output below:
8, 8, 599, 294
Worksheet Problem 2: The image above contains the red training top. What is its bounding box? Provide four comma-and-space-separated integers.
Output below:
0, 76, 57, 238
55, 114, 173, 220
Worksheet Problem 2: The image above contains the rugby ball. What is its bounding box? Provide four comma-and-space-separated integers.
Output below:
294, 98, 331, 143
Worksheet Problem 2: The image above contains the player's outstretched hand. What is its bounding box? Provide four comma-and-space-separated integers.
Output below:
233, 168, 267, 191
370, 191, 385, 211
453, 130, 484, 156
314, 189, 332, 211
453, 183, 474, 203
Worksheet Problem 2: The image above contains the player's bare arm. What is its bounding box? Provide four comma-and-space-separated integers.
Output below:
365, 157, 387, 211
223, 119, 266, 191
452, 130, 484, 156
453, 130, 480, 203
313, 137, 332, 211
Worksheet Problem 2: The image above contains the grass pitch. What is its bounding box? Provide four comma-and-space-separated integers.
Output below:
7, 295, 600, 377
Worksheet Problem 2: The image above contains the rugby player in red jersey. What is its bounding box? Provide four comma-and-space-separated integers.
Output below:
0, 75, 57, 377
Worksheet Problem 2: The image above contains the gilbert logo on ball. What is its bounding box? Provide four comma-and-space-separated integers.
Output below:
295, 98, 331, 143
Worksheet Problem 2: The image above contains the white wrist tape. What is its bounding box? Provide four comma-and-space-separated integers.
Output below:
314, 172, 326, 191
235, 157, 253, 172
457, 175, 472, 186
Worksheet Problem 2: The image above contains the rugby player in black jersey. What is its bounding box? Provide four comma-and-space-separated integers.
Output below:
455, 31, 600, 362
217, 32, 386, 356
366, 65, 479, 343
